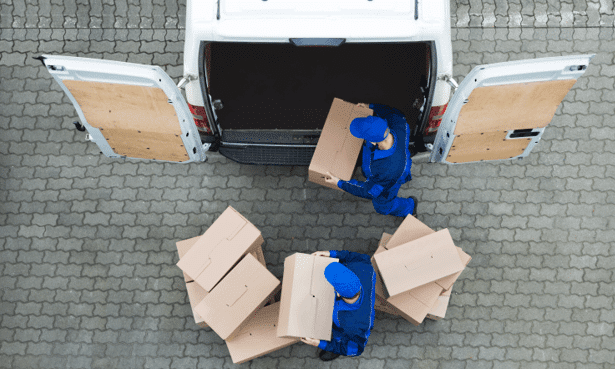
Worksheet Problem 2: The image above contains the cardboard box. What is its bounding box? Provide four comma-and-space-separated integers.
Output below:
177, 236, 209, 327
386, 215, 435, 250
374, 295, 402, 316
387, 283, 444, 325
176, 236, 270, 328
371, 219, 470, 325
195, 253, 281, 340
436, 247, 472, 291
185, 282, 209, 328
177, 206, 264, 292
374, 229, 464, 297
373, 242, 441, 325
308, 98, 373, 191
226, 302, 300, 364
382, 216, 471, 291
372, 233, 399, 316
374, 243, 470, 325
426, 287, 452, 321
277, 253, 339, 340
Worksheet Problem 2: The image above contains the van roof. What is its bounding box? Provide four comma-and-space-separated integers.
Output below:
221, 0, 415, 18
186, 0, 448, 41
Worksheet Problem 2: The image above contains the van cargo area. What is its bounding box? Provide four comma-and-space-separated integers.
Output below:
209, 42, 428, 131
206, 42, 429, 164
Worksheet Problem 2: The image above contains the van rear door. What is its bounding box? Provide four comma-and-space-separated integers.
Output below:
430, 54, 594, 164
39, 55, 207, 163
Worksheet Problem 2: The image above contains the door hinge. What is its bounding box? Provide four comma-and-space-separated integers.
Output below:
177, 74, 197, 89
439, 75, 459, 91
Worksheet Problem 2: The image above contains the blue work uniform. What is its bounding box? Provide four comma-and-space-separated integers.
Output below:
337, 103, 414, 217
318, 250, 376, 357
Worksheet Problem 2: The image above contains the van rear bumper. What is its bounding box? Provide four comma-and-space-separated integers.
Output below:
218, 143, 316, 165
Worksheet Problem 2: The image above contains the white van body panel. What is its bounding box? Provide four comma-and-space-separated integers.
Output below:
183, 0, 453, 108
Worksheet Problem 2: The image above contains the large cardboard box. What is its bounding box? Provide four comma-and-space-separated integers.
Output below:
373, 242, 442, 325
380, 216, 471, 285
176, 236, 269, 328
176, 236, 209, 327
308, 98, 373, 191
380, 246, 469, 325
195, 253, 281, 340
372, 233, 400, 316
374, 229, 465, 297
371, 217, 471, 325
426, 287, 452, 321
177, 206, 264, 292
226, 302, 300, 364
277, 253, 339, 340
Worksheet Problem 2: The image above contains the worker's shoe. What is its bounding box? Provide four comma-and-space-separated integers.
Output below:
318, 349, 340, 361
410, 196, 417, 217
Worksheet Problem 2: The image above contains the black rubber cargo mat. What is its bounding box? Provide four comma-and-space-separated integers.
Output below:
209, 42, 427, 131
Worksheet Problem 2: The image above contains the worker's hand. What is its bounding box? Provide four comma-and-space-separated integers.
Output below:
357, 103, 369, 108
312, 251, 330, 257
300, 337, 320, 346
324, 171, 340, 186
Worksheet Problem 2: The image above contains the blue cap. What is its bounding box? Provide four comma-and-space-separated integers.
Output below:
350, 116, 388, 143
324, 262, 361, 299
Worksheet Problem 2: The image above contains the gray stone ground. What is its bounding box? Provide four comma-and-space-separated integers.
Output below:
1, 0, 614, 368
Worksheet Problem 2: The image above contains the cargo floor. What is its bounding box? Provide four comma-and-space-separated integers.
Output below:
208, 42, 428, 131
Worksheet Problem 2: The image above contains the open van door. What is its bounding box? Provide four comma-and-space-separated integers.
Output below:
430, 54, 594, 164
39, 55, 208, 163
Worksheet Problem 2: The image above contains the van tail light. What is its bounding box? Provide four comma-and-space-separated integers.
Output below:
424, 103, 448, 136
188, 103, 212, 134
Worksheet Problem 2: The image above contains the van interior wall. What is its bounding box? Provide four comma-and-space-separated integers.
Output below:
209, 42, 427, 132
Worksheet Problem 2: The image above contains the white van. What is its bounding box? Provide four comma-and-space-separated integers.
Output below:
38, 0, 593, 166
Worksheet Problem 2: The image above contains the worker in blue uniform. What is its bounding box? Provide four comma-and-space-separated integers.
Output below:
324, 102, 417, 217
300, 250, 376, 361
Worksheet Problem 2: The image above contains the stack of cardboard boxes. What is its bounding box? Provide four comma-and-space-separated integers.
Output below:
175, 206, 299, 364
371, 215, 472, 324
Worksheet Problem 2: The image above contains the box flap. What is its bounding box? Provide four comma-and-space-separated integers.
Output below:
185, 281, 209, 327
226, 302, 300, 364
177, 236, 200, 282
176, 236, 200, 258
441, 287, 452, 297
435, 246, 472, 290
186, 281, 209, 309
387, 282, 443, 325
386, 216, 435, 250
374, 229, 464, 297
196, 253, 280, 340
378, 233, 392, 249
176, 206, 263, 292
427, 286, 452, 320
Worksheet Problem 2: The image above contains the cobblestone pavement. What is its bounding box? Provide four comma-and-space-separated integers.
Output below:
1, 0, 614, 368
